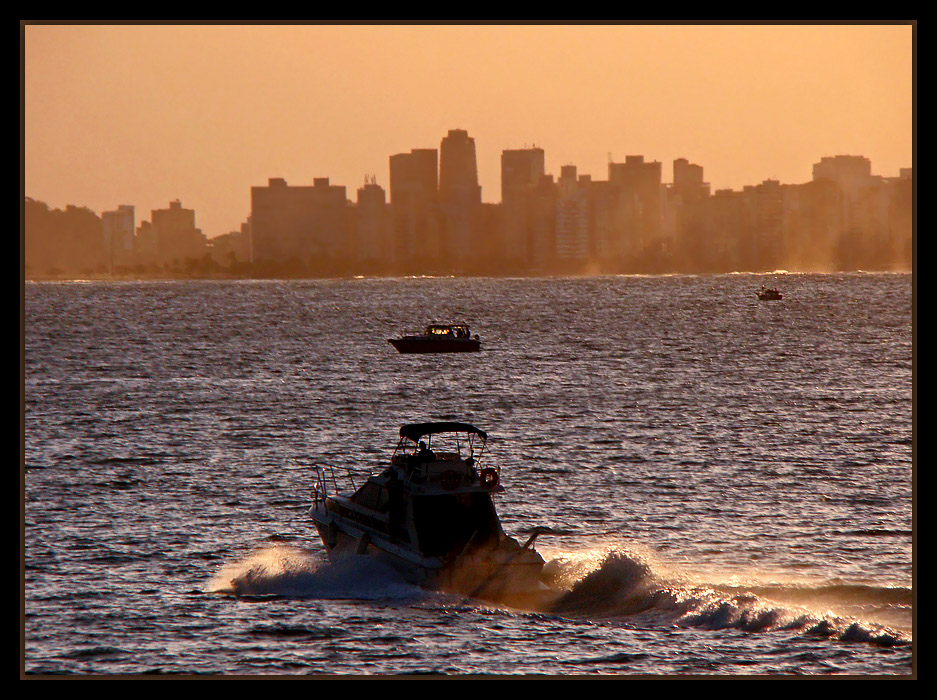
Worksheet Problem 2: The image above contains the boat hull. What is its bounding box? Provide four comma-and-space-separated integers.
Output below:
388, 338, 480, 353
313, 515, 555, 608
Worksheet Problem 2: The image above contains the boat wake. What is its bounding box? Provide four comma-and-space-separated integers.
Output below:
541, 544, 912, 648
206, 543, 424, 601
206, 541, 911, 648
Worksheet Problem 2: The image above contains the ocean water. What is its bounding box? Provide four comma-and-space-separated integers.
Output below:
23, 273, 914, 675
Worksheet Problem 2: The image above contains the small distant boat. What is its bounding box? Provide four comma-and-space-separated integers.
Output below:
309, 422, 557, 607
757, 286, 783, 301
389, 324, 481, 353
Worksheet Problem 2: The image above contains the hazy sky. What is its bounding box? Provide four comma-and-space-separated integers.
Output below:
24, 23, 913, 238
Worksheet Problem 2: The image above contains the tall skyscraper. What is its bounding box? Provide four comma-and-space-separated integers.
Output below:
670, 158, 711, 267
389, 148, 440, 266
355, 176, 390, 267
438, 129, 482, 262
811, 155, 884, 261
608, 155, 663, 257
439, 129, 481, 198
555, 165, 589, 262
500, 147, 546, 266
501, 148, 545, 203
101, 204, 135, 270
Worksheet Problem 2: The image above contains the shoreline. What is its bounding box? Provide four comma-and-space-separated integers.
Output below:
23, 268, 913, 283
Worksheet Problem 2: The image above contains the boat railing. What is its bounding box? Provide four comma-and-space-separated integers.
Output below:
311, 464, 371, 508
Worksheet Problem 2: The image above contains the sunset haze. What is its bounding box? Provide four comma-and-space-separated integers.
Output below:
24, 23, 912, 239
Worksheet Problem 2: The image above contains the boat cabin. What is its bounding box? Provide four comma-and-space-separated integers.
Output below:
321, 422, 505, 560
424, 324, 473, 339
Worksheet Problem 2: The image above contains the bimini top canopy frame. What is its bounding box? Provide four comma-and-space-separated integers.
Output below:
399, 422, 488, 443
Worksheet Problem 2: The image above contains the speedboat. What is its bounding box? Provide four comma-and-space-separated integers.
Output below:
309, 422, 556, 608
757, 286, 783, 301
388, 324, 481, 353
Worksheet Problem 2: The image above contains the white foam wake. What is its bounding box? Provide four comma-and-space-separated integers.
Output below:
206, 544, 422, 600
541, 544, 911, 647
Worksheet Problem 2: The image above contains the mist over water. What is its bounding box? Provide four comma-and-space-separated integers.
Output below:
24, 273, 913, 675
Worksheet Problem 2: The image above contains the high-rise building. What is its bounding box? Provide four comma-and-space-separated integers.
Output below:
389, 148, 440, 266
812, 155, 873, 193
355, 176, 391, 267
148, 200, 207, 265
439, 129, 481, 196
743, 179, 785, 270
708, 188, 749, 271
101, 204, 135, 270
555, 165, 589, 263
438, 129, 482, 262
250, 178, 348, 266
390, 149, 438, 205
672, 158, 709, 200
501, 148, 545, 203
607, 155, 663, 258
528, 174, 558, 270
780, 179, 842, 270
670, 158, 711, 268
500, 147, 546, 266
812, 155, 894, 267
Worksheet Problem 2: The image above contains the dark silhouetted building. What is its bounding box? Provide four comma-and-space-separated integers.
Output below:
810, 155, 910, 269
438, 129, 482, 263
250, 177, 349, 268
354, 176, 392, 269
743, 180, 784, 270
888, 169, 912, 268
101, 204, 135, 271
555, 165, 589, 263
500, 147, 546, 267
780, 179, 842, 270
670, 158, 711, 269
528, 174, 558, 270
608, 155, 663, 263
812, 155, 873, 192
138, 200, 207, 266
389, 148, 440, 267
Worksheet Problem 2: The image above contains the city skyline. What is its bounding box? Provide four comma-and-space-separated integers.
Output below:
23, 23, 913, 239
25, 143, 912, 279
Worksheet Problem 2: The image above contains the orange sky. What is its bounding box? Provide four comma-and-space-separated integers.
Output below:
23, 23, 913, 238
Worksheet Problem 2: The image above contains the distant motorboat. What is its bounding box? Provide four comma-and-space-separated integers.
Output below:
388, 324, 481, 353
757, 286, 783, 301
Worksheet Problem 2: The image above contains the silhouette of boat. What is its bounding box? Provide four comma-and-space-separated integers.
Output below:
757, 285, 783, 301
309, 422, 556, 607
388, 324, 481, 353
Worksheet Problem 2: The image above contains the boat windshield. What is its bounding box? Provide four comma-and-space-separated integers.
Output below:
394, 427, 487, 464
424, 324, 470, 338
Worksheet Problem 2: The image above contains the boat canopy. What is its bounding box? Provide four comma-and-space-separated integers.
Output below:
399, 422, 488, 442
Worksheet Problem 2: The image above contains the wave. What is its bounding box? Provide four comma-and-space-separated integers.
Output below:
207, 542, 911, 648
205, 543, 423, 601
542, 545, 911, 647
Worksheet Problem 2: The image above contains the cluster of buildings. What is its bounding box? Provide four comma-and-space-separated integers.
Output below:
25, 197, 249, 276
25, 129, 913, 277
245, 131, 912, 275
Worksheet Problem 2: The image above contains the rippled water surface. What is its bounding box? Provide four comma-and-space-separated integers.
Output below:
23, 274, 914, 675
